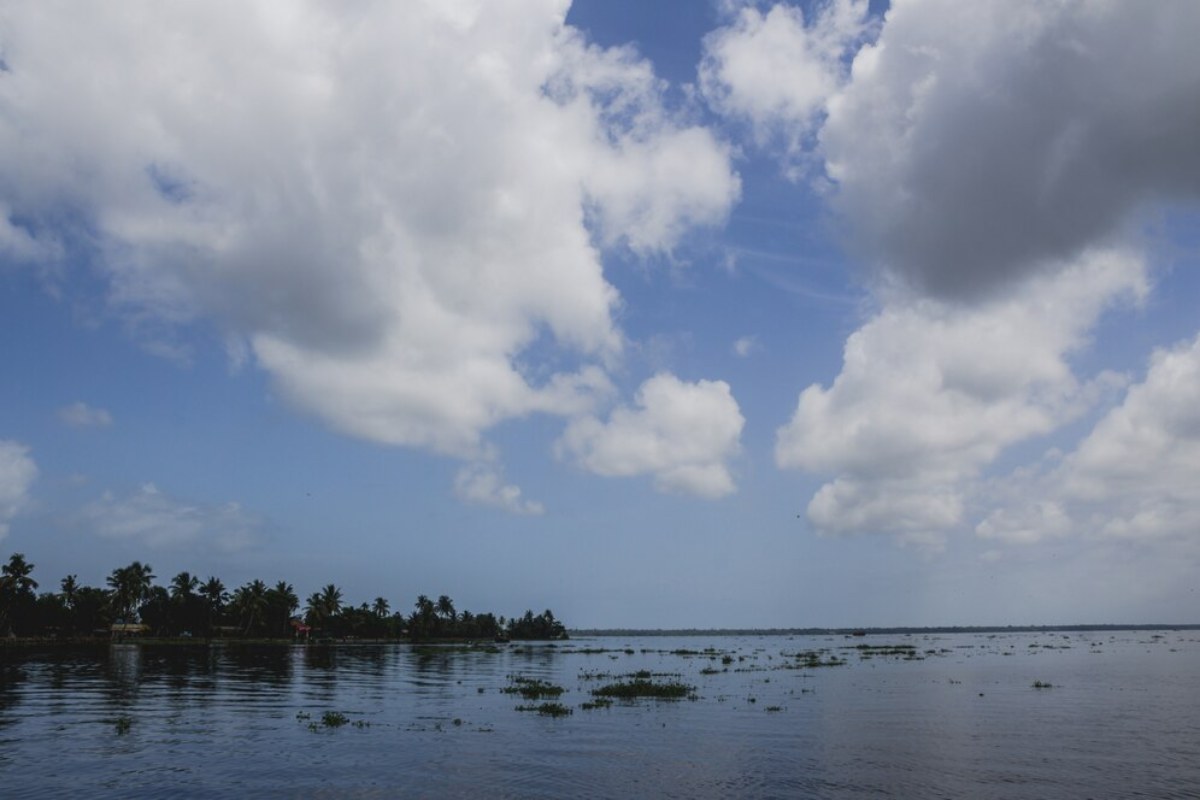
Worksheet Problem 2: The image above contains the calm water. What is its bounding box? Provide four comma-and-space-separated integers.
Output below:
2, 631, 1198, 798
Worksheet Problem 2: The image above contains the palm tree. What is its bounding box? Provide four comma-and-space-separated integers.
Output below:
60, 574, 79, 609
319, 584, 342, 618
2, 553, 37, 594
169, 571, 199, 600
1, 553, 39, 636
266, 581, 299, 637
168, 572, 203, 635
200, 576, 227, 636
106, 561, 154, 623
436, 594, 456, 624
372, 597, 390, 618
305, 591, 324, 627
231, 579, 269, 636
410, 594, 438, 640
304, 584, 343, 632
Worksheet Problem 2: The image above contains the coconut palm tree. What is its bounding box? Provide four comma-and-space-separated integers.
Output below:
170, 571, 199, 600
231, 579, 269, 636
106, 561, 154, 623
60, 574, 79, 609
167, 572, 203, 635
200, 576, 227, 636
319, 584, 342, 618
266, 581, 299, 637
304, 584, 343, 633
436, 594, 456, 624
1, 553, 39, 636
372, 597, 390, 618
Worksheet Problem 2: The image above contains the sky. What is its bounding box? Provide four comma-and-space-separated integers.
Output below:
2, 0, 1200, 629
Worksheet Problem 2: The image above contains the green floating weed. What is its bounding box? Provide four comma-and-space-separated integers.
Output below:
1032, 680, 1054, 689
516, 702, 572, 717
501, 676, 565, 700
316, 711, 351, 729
114, 716, 133, 735
592, 679, 693, 700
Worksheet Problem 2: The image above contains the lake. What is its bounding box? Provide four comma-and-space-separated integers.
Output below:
2, 631, 1198, 798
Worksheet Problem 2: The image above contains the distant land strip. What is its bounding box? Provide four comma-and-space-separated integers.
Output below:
570, 624, 1200, 637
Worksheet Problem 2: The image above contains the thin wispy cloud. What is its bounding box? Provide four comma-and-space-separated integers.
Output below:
57, 402, 114, 428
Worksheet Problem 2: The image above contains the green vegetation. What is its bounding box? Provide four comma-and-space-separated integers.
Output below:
297, 710, 370, 731
1032, 680, 1054, 689
580, 698, 613, 710
853, 643, 918, 657
113, 716, 133, 734
321, 711, 350, 728
786, 650, 847, 669
0, 552, 567, 645
515, 702, 572, 717
502, 676, 565, 700
592, 678, 694, 700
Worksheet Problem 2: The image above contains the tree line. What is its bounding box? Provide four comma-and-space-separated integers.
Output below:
0, 553, 567, 642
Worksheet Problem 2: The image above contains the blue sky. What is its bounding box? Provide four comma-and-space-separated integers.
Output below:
3, 0, 1200, 628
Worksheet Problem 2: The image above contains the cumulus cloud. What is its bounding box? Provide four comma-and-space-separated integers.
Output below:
80, 483, 262, 553
557, 373, 744, 498
0, 440, 38, 540
978, 332, 1200, 545
58, 401, 114, 428
0, 2, 739, 484
776, 249, 1146, 545
454, 462, 545, 516
700, 0, 871, 163
705, 0, 1200, 299
703, 2, 1200, 547
823, 0, 1200, 298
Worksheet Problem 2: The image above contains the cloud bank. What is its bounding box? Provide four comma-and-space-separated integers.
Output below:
80, 483, 262, 553
979, 332, 1200, 545
706, 0, 1200, 298
776, 250, 1144, 546
703, 1, 1200, 545
0, 0, 741, 500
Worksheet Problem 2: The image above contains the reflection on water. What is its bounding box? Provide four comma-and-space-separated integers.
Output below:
1, 633, 1199, 798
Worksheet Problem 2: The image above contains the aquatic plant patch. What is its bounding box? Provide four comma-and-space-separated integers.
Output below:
502, 676, 565, 699
591, 678, 694, 700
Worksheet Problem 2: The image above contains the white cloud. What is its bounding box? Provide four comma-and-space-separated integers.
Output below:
58, 401, 114, 428
818, 0, 1200, 299
0, 2, 739, 485
700, 0, 872, 164
454, 462, 545, 516
706, 3, 1200, 549
80, 483, 262, 553
704, 1, 1200, 299
979, 332, 1200, 545
558, 373, 744, 498
0, 440, 38, 540
732, 335, 759, 358
0, 200, 60, 264
777, 249, 1146, 545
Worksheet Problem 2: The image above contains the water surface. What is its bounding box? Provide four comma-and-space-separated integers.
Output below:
2, 631, 1198, 798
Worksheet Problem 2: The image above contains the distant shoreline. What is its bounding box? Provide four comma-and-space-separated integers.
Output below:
570, 624, 1200, 637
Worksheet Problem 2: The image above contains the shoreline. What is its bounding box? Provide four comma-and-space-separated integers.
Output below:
5, 623, 1198, 648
